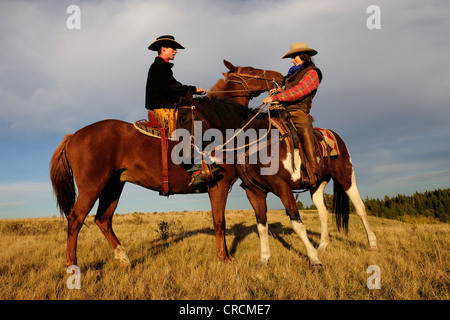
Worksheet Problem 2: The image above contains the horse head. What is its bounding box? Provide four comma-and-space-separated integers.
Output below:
208, 60, 283, 106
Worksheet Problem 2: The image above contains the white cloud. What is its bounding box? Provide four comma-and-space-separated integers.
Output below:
0, 0, 449, 217
0, 181, 51, 194
0, 0, 378, 133
0, 181, 57, 218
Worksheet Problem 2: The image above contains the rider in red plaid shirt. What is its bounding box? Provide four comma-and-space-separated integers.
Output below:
263, 43, 322, 187
270, 69, 320, 103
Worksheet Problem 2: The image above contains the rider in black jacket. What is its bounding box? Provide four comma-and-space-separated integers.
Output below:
145, 35, 205, 109
145, 35, 219, 188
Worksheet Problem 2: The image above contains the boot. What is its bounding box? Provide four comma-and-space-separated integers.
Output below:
303, 161, 319, 187
188, 160, 222, 187
299, 130, 319, 187
189, 167, 222, 187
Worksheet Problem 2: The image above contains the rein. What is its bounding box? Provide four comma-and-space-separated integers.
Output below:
219, 102, 272, 152
181, 102, 272, 156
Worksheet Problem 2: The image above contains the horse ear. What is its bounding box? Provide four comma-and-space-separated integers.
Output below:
223, 60, 235, 71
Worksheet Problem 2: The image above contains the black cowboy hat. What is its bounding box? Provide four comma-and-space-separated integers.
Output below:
148, 35, 185, 51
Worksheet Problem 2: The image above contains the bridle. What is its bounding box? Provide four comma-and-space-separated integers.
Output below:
225, 67, 280, 98
208, 67, 281, 98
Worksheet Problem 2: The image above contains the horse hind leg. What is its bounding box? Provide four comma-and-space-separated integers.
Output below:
66, 191, 98, 267
95, 177, 130, 265
346, 170, 378, 251
274, 184, 322, 271
245, 188, 270, 266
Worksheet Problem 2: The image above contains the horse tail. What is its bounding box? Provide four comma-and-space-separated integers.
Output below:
332, 180, 349, 233
50, 134, 76, 218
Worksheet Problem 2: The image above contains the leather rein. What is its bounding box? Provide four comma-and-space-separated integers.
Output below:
178, 102, 272, 155
179, 68, 281, 154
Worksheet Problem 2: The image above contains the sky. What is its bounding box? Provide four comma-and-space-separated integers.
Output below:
0, 0, 449, 219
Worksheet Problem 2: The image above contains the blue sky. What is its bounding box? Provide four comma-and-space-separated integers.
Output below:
1, 0, 449, 218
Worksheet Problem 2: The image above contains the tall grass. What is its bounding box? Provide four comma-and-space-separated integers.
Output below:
0, 210, 448, 300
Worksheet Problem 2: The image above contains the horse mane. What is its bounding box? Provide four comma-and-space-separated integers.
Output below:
209, 78, 227, 95
193, 97, 267, 129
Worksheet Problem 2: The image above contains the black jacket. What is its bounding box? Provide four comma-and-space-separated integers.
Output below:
145, 57, 196, 110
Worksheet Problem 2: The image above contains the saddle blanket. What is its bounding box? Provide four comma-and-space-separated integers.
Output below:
314, 127, 340, 157
270, 118, 340, 157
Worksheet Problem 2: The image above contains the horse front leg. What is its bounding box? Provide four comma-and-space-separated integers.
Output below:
208, 177, 234, 262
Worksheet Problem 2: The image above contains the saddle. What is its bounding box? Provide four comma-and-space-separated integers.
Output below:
270, 116, 340, 180
134, 109, 178, 140
134, 108, 215, 195
133, 109, 178, 195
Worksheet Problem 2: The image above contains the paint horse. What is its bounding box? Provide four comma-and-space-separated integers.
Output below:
50, 62, 283, 267
212, 60, 378, 256
177, 98, 378, 270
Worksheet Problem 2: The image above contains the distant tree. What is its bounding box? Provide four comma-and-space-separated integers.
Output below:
363, 188, 450, 222
323, 193, 333, 210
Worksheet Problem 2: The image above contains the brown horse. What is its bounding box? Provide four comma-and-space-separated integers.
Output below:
50, 61, 283, 267
177, 98, 378, 270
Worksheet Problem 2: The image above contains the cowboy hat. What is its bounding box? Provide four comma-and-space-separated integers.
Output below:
148, 35, 185, 51
282, 42, 318, 59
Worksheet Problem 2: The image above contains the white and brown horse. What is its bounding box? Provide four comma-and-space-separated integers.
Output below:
177, 96, 378, 270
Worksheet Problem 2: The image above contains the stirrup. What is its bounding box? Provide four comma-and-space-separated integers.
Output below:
189, 168, 221, 187
303, 165, 319, 187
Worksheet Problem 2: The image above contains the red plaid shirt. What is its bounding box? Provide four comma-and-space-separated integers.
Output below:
271, 69, 319, 102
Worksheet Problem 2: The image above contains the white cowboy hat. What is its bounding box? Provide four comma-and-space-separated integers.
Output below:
282, 42, 318, 59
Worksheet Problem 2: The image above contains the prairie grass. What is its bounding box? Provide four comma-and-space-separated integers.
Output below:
0, 210, 448, 300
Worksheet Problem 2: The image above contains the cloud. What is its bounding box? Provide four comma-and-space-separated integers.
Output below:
0, 181, 51, 194
0, 0, 388, 133
0, 0, 449, 218
394, 170, 450, 183
0, 181, 57, 218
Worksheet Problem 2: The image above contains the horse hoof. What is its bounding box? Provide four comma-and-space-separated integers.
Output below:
218, 255, 235, 263
257, 258, 269, 267
118, 256, 131, 266
310, 263, 323, 273
114, 245, 131, 266
369, 245, 379, 252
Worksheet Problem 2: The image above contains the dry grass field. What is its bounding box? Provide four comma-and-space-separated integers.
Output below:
0, 209, 448, 300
